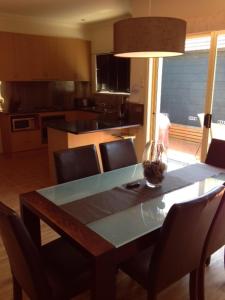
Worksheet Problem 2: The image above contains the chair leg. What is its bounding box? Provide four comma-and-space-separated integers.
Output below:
197, 264, 205, 300
147, 289, 157, 300
205, 256, 211, 266
12, 276, 22, 300
189, 270, 198, 300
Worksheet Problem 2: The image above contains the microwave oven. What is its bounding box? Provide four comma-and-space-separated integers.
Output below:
11, 117, 36, 131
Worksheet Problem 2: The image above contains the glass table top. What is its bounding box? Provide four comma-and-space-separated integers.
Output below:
37, 163, 225, 248
38, 164, 144, 205
87, 177, 224, 247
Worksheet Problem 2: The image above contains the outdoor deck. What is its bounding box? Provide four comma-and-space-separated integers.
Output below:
168, 122, 225, 163
168, 137, 200, 163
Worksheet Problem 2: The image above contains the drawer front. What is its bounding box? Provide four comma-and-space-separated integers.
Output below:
11, 130, 42, 152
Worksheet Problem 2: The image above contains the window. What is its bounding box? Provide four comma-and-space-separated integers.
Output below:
96, 53, 130, 93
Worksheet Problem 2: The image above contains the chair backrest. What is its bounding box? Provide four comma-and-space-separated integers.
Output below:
148, 185, 224, 294
205, 138, 225, 168
54, 144, 101, 184
99, 138, 138, 172
0, 202, 51, 300
202, 189, 225, 259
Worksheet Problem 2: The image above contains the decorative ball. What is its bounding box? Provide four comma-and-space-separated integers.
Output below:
143, 160, 166, 184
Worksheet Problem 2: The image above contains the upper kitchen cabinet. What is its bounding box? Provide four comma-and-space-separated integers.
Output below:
0, 32, 91, 81
26, 35, 61, 80
0, 32, 16, 80
13, 33, 35, 80
59, 37, 91, 81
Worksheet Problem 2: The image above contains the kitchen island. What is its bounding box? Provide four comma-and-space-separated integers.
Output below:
47, 119, 141, 183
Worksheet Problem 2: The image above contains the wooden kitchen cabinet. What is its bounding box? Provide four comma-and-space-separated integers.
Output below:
13, 33, 34, 80
59, 38, 91, 81
11, 130, 42, 152
27, 35, 50, 80
29, 36, 65, 80
0, 111, 99, 153
0, 31, 91, 81
0, 32, 16, 80
45, 37, 62, 80
0, 113, 12, 153
0, 113, 43, 152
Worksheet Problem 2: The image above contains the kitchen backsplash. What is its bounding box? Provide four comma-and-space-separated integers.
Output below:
93, 93, 128, 105
0, 81, 134, 117
0, 81, 91, 113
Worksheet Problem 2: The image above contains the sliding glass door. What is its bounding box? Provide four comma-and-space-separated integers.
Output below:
156, 35, 211, 163
210, 33, 225, 141
148, 30, 225, 164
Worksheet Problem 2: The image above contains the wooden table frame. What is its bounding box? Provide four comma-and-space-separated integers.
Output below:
20, 191, 159, 300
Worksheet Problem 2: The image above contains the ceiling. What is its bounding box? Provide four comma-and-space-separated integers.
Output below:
0, 0, 131, 26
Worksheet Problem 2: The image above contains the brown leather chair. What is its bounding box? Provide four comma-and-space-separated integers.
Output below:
99, 138, 137, 172
205, 138, 225, 168
120, 186, 224, 300
54, 144, 100, 184
0, 202, 91, 300
204, 138, 225, 266
198, 190, 225, 300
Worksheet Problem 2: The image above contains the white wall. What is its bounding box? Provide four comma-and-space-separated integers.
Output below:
151, 0, 225, 33
84, 15, 131, 94
85, 15, 131, 54
0, 13, 87, 38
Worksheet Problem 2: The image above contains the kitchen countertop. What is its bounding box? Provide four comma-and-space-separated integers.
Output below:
47, 119, 141, 134
0, 107, 103, 116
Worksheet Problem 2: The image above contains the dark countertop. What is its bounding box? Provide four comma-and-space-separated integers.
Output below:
0, 107, 103, 116
47, 119, 141, 134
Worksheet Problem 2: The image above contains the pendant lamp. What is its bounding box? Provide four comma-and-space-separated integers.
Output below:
114, 17, 187, 58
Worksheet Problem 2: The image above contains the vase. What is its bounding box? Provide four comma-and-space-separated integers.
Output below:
142, 140, 167, 188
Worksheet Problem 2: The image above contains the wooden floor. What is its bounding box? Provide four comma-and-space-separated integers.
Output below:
0, 148, 225, 300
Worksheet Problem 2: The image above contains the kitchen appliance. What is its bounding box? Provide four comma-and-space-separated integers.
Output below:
11, 116, 36, 131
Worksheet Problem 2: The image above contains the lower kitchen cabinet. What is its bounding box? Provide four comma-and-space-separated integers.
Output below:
0, 111, 100, 153
11, 130, 42, 152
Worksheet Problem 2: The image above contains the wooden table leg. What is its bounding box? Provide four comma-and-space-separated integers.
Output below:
92, 250, 117, 300
20, 202, 41, 248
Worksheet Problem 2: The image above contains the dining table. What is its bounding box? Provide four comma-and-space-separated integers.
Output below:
20, 161, 225, 300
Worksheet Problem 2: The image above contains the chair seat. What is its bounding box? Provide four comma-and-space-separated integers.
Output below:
121, 246, 154, 289
41, 238, 91, 300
